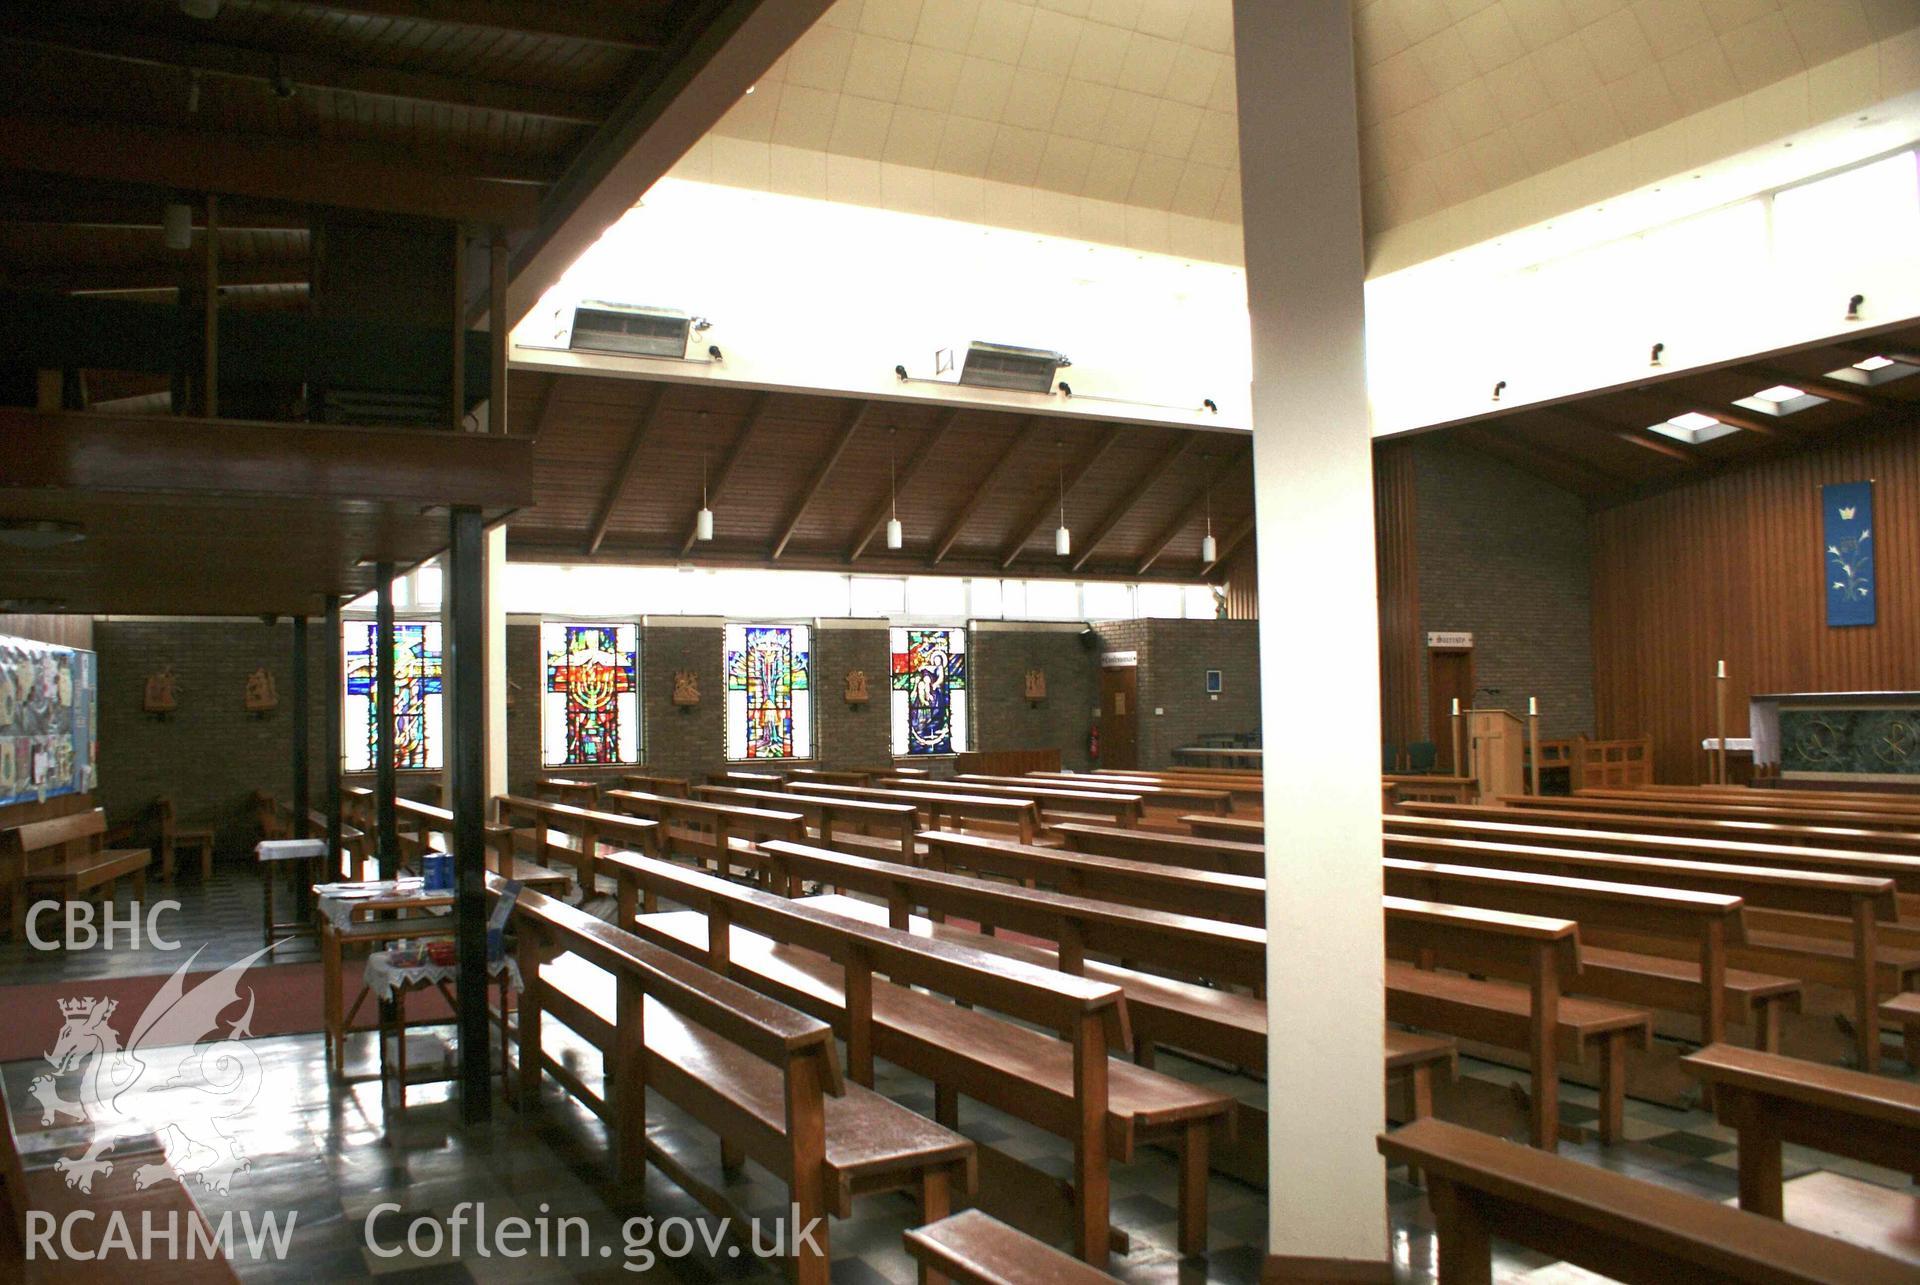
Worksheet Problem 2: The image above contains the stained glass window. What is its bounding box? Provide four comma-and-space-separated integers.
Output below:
542, 623, 639, 767
344, 621, 443, 771
890, 627, 967, 756
724, 624, 812, 760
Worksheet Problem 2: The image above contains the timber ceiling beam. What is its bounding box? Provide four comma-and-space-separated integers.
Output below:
503, 0, 837, 325
262, 0, 669, 49
998, 430, 1122, 569
0, 116, 543, 226
1610, 425, 1696, 463
0, 407, 533, 507
8, 258, 311, 294
929, 418, 1047, 566
1134, 441, 1250, 574
0, 22, 608, 126
1069, 436, 1193, 572
680, 393, 773, 556
771, 402, 871, 561
847, 409, 958, 562
584, 383, 670, 556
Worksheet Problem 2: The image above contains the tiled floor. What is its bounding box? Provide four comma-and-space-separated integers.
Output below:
3, 864, 1915, 1282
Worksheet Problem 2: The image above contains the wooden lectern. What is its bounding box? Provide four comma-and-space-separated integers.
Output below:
1466, 707, 1526, 804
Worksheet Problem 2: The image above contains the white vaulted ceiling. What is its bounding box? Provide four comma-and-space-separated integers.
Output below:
692, 0, 1920, 252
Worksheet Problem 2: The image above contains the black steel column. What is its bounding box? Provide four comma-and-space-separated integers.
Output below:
291, 615, 310, 839
375, 562, 398, 877
450, 508, 491, 1122
324, 598, 343, 877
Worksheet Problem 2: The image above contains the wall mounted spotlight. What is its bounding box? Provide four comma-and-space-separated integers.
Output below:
1202, 398, 1218, 414
1057, 381, 1073, 398
1847, 293, 1865, 320
894, 364, 909, 382
706, 344, 723, 362
1649, 342, 1664, 367
1492, 380, 1507, 401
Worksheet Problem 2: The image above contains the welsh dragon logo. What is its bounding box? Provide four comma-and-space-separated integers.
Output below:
26, 944, 271, 1196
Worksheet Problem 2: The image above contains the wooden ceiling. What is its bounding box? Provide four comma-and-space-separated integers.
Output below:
506, 370, 1255, 582
0, 0, 745, 306
1414, 319, 1920, 504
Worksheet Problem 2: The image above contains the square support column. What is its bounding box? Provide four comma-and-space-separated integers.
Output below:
1231, 2, 1389, 1278
375, 562, 398, 876
450, 507, 492, 1123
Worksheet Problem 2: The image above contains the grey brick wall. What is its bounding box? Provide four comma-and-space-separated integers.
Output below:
814, 625, 891, 770
95, 618, 330, 856
972, 626, 1098, 771
1087, 619, 1259, 768
1411, 440, 1595, 741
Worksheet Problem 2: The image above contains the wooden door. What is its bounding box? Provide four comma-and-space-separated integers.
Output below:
1427, 649, 1474, 774
1099, 666, 1139, 770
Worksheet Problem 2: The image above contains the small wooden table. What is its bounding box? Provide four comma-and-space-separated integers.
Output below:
367, 946, 519, 1112
257, 838, 327, 953
314, 880, 456, 1079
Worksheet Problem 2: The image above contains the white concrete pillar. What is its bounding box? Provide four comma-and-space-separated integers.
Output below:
1231, 2, 1389, 1278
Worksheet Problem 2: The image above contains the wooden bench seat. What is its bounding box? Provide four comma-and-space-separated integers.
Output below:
990, 773, 1236, 815
904, 1210, 1113, 1285
500, 875, 969, 1285
787, 781, 1046, 846
802, 890, 1454, 1145
538, 953, 975, 1210
600, 851, 1209, 1265
1682, 1042, 1920, 1265
1052, 822, 1263, 877
1179, 814, 1264, 843
1383, 830, 1910, 1070
603, 788, 806, 882
1378, 1116, 1916, 1285
1881, 991, 1920, 1067
906, 779, 1146, 829
2, 809, 151, 937
496, 793, 663, 892
695, 784, 919, 863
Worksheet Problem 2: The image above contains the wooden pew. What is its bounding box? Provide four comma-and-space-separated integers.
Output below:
1382, 831, 1913, 1071
763, 837, 1614, 1151
1180, 814, 1264, 843
1511, 791, 1920, 833
1051, 822, 1263, 877
621, 772, 690, 798
602, 788, 806, 882
1609, 783, 1920, 813
897, 778, 1145, 829
1377, 1117, 1915, 1285
387, 795, 566, 891
904, 1211, 1111, 1285
712, 769, 786, 788
1401, 800, 1920, 862
785, 768, 874, 786
535, 777, 600, 808
695, 785, 919, 863
2, 1077, 240, 1281
1883, 992, 1920, 1067
499, 874, 971, 1285
1682, 1043, 1920, 1265
1, 809, 149, 938
599, 851, 1210, 1266
787, 781, 1045, 846
859, 832, 1458, 1148
1024, 771, 1253, 812
990, 773, 1235, 815
1386, 896, 1648, 1149
1384, 857, 1793, 1055
494, 794, 662, 893
1384, 774, 1479, 805
1388, 810, 1920, 917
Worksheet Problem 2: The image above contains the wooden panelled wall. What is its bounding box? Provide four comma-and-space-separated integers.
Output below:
1592, 423, 1920, 784
1373, 440, 1422, 751
1222, 543, 1258, 619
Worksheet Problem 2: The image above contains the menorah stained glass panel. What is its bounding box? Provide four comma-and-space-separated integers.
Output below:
889, 627, 967, 756
343, 621, 443, 771
724, 624, 811, 760
542, 623, 639, 767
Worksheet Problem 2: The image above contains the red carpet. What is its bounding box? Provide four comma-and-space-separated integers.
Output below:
0, 960, 456, 1065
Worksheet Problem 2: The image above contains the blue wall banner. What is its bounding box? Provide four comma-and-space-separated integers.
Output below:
1822, 481, 1876, 628
0, 636, 98, 807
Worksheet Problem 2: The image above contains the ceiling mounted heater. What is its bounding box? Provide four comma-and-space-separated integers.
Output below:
569, 302, 692, 358
958, 341, 1070, 394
